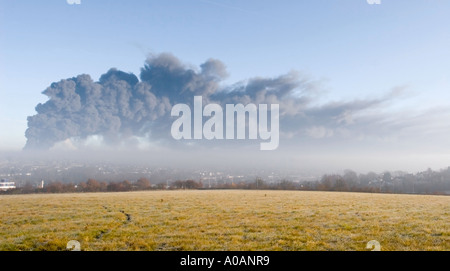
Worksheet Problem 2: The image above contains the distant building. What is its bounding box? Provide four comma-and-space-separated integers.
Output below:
0, 179, 16, 191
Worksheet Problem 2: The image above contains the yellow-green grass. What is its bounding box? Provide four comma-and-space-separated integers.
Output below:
0, 190, 448, 251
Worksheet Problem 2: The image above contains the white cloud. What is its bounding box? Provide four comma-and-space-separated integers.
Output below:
50, 139, 78, 151
306, 126, 334, 139
67, 0, 81, 5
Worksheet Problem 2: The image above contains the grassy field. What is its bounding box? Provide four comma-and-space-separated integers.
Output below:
0, 190, 448, 251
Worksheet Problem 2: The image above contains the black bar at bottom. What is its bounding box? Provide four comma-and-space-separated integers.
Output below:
1, 251, 443, 270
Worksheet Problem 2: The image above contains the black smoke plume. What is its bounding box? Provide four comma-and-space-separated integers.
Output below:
25, 53, 293, 149
25, 52, 395, 150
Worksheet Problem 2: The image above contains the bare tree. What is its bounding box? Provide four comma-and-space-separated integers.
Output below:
136, 177, 151, 190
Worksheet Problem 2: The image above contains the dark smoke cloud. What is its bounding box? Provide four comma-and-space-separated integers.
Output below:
140, 53, 228, 103
25, 65, 170, 149
25, 52, 401, 150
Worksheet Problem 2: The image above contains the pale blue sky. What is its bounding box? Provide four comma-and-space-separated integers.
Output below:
1, 0, 450, 172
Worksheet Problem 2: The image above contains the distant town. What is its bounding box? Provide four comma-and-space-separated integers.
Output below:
0, 158, 449, 195
0, 158, 313, 189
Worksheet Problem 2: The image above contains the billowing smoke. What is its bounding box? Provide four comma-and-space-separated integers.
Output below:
25, 52, 399, 150
25, 67, 170, 150
25, 53, 296, 150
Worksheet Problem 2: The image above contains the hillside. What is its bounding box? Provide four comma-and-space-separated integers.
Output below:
0, 190, 448, 251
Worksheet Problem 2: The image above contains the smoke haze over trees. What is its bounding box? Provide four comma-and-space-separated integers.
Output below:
3, 167, 450, 196
21, 52, 450, 175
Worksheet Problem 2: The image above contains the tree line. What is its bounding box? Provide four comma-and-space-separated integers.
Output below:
207, 169, 450, 195
2, 167, 450, 195
0, 178, 204, 194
